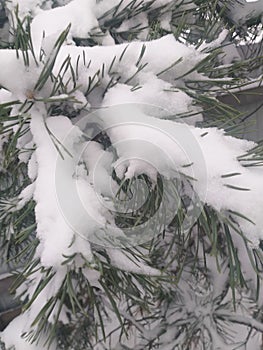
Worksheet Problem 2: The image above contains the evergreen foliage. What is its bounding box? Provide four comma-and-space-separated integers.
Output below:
0, 0, 262, 349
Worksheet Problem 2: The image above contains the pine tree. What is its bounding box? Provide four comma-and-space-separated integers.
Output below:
0, 0, 263, 349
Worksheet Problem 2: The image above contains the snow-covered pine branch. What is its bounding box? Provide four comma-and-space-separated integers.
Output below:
0, 0, 262, 349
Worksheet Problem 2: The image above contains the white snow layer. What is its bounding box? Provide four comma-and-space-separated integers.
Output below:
31, 0, 99, 56
29, 107, 93, 266
227, 0, 263, 25
87, 103, 263, 246
1, 314, 57, 350
0, 0, 263, 349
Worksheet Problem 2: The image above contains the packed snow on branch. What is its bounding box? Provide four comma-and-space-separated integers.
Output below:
0, 0, 262, 349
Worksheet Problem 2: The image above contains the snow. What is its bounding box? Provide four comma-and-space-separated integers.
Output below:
0, 0, 263, 349
81, 140, 117, 197
29, 107, 95, 266
31, 0, 98, 56
199, 29, 229, 52
17, 182, 35, 209
226, 0, 263, 26
6, 0, 48, 20
107, 248, 161, 275
1, 314, 57, 350
84, 103, 263, 247
102, 79, 195, 120
0, 50, 38, 98
0, 88, 13, 103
